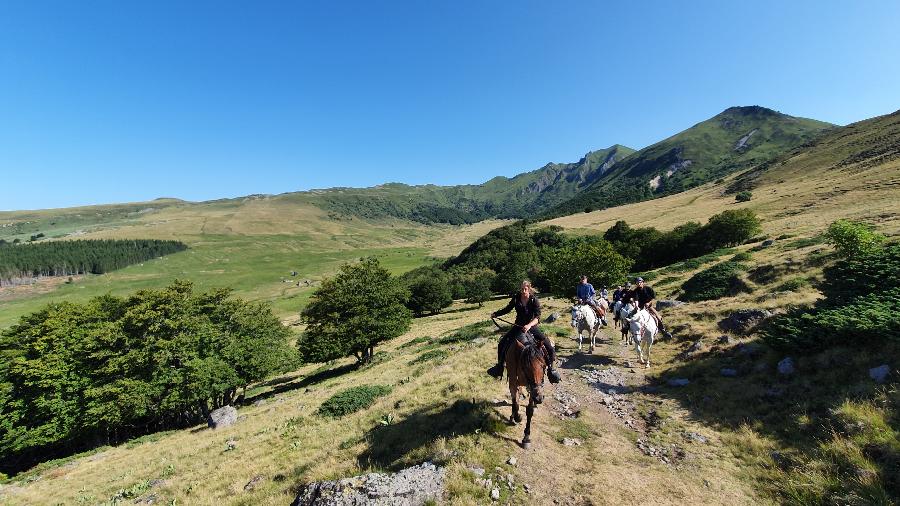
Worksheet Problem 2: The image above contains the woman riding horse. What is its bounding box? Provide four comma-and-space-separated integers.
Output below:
487, 280, 561, 384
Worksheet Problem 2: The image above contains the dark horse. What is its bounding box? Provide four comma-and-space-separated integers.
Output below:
504, 329, 546, 449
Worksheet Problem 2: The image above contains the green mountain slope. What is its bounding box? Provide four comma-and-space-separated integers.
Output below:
545, 106, 834, 217
301, 144, 635, 223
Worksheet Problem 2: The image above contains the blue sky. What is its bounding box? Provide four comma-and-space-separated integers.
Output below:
1, 1, 899, 211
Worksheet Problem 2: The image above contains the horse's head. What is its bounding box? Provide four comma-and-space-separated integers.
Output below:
570, 305, 581, 328
523, 343, 546, 404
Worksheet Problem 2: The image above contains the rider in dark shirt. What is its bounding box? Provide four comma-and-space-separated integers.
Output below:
632, 277, 673, 339
488, 280, 561, 383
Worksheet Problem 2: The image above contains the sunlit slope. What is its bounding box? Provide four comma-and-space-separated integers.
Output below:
547, 106, 835, 217
547, 109, 900, 238
0, 195, 509, 329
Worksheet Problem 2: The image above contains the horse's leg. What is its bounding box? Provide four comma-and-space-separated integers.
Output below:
578, 330, 583, 352
523, 399, 535, 449
646, 334, 654, 368
509, 382, 521, 424
635, 334, 645, 365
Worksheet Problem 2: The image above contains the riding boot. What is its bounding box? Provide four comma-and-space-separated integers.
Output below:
542, 340, 561, 384
486, 335, 509, 378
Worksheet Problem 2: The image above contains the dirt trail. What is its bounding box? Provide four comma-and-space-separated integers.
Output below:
492, 326, 764, 505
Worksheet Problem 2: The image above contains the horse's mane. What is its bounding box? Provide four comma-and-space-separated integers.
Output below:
521, 339, 545, 365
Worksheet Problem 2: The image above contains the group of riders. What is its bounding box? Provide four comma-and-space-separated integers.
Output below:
486, 276, 673, 384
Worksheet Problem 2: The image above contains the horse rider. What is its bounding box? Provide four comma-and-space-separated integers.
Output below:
488, 280, 561, 384
612, 284, 624, 304
576, 275, 603, 317
632, 277, 674, 339
600, 285, 609, 302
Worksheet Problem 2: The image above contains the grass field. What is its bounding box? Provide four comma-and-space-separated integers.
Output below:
0, 196, 508, 329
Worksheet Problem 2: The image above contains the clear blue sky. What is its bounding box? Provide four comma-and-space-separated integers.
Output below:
2, 1, 899, 211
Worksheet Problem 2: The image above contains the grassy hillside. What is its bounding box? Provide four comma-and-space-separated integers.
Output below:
546, 106, 834, 217
0, 196, 509, 329
303, 144, 636, 222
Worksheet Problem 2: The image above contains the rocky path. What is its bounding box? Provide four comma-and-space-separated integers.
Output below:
491, 327, 762, 505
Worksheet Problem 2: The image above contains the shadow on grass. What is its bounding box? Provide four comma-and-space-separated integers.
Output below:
358, 399, 501, 471
646, 340, 900, 501
243, 362, 360, 405
559, 352, 614, 370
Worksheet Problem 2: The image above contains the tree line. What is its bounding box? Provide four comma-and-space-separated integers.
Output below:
395, 209, 762, 315
0, 239, 187, 284
0, 281, 297, 475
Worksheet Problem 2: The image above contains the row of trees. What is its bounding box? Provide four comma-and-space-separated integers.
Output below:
0, 239, 187, 283
0, 281, 296, 474
602, 209, 762, 271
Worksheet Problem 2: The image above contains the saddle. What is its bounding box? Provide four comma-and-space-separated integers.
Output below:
513, 332, 550, 364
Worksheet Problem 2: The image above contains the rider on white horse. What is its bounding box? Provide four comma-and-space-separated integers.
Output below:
576, 275, 607, 325
632, 277, 673, 339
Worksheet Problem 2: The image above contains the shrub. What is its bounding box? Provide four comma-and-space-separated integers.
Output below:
680, 261, 751, 301
437, 322, 491, 345
701, 209, 762, 248
823, 220, 885, 258
762, 243, 900, 351
776, 277, 809, 292
731, 252, 753, 262
735, 191, 753, 202
408, 349, 448, 365
317, 385, 392, 418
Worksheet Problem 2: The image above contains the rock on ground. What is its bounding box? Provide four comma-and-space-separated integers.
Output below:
292, 462, 445, 506
869, 364, 890, 383
208, 406, 238, 429
656, 300, 685, 310
545, 312, 561, 323
718, 309, 774, 334
778, 357, 795, 376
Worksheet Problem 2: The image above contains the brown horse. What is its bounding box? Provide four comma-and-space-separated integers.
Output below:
505, 332, 547, 449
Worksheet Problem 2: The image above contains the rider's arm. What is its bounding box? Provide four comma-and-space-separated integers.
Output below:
492, 297, 515, 318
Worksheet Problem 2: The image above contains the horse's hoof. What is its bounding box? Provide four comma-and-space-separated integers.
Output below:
522, 441, 531, 450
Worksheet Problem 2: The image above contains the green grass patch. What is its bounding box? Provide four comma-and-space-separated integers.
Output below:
408, 349, 449, 365
317, 385, 392, 418
731, 252, 753, 262
437, 321, 492, 345
776, 277, 810, 292
400, 336, 432, 348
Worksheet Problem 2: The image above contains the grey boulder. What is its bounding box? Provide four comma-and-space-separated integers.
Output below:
209, 406, 238, 429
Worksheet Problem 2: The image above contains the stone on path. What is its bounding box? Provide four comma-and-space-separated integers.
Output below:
718, 309, 774, 334
562, 438, 582, 446
292, 462, 445, 506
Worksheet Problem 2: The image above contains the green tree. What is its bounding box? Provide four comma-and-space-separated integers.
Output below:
407, 272, 453, 315
464, 274, 493, 307
735, 191, 753, 202
543, 237, 633, 297
701, 209, 762, 247
823, 219, 885, 258
298, 258, 411, 364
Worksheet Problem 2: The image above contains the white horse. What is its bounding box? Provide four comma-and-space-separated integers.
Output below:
624, 308, 658, 368
613, 300, 637, 345
570, 304, 602, 353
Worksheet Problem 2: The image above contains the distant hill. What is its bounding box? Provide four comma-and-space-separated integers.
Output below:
300, 144, 635, 224
544, 106, 834, 217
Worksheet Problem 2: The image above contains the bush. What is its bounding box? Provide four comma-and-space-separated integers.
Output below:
762, 243, 900, 351
735, 191, 753, 202
701, 209, 762, 248
408, 349, 448, 365
437, 322, 492, 345
776, 277, 809, 292
317, 385, 392, 418
680, 261, 751, 301
731, 252, 753, 262
823, 220, 885, 258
